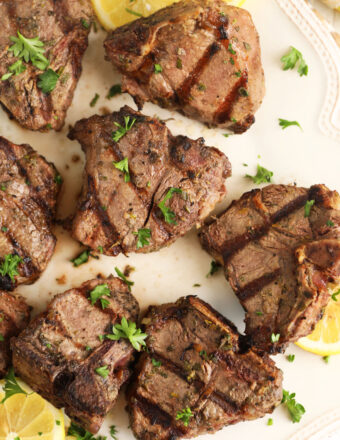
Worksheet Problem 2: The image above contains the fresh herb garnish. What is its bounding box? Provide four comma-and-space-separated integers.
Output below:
0, 254, 22, 281
110, 425, 118, 440
97, 246, 104, 254
281, 389, 305, 423
246, 164, 273, 184
106, 317, 147, 351
327, 220, 335, 227
1, 226, 8, 232
90, 93, 100, 107
151, 358, 162, 367
54, 174, 62, 185
255, 310, 263, 316
107, 84, 122, 99
112, 116, 136, 142
0, 334, 4, 342
56, 420, 61, 426
81, 18, 90, 29
1, 60, 26, 80
281, 46, 308, 76
37, 68, 59, 93
238, 87, 249, 97
113, 157, 130, 182
176, 58, 183, 69
176, 407, 193, 426
72, 250, 91, 267
158, 187, 182, 224
323, 355, 330, 363
154, 63, 163, 74
193, 283, 201, 287
89, 284, 111, 309
331, 290, 340, 301
271, 333, 280, 343
133, 228, 151, 249
287, 354, 295, 362
304, 200, 315, 217
115, 267, 134, 291
1, 367, 28, 403
267, 418, 273, 426
125, 8, 143, 17
228, 43, 236, 55
95, 365, 109, 378
206, 260, 221, 277
278, 119, 302, 130
9, 31, 49, 70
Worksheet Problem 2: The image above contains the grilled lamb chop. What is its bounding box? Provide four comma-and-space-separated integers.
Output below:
104, 0, 265, 134
68, 106, 231, 256
12, 277, 140, 433
127, 296, 283, 440
0, 136, 61, 290
0, 0, 93, 131
199, 184, 340, 353
0, 291, 30, 377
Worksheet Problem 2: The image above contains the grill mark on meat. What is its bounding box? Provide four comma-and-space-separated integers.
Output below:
175, 42, 221, 104
237, 269, 281, 301
3, 228, 38, 278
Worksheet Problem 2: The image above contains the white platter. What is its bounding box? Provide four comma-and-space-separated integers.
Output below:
1, 0, 340, 439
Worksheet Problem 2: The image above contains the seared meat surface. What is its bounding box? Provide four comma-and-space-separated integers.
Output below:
128, 296, 282, 440
12, 277, 140, 433
104, 0, 265, 133
69, 106, 230, 256
0, 291, 30, 377
199, 184, 340, 353
0, 136, 60, 290
0, 0, 93, 131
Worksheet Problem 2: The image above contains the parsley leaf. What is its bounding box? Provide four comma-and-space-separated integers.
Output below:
246, 164, 273, 184
327, 220, 335, 227
323, 355, 330, 363
115, 267, 134, 291
89, 284, 111, 309
0, 254, 22, 281
71, 250, 91, 267
304, 200, 315, 217
281, 389, 305, 423
271, 333, 280, 343
286, 354, 295, 362
278, 119, 302, 130
107, 84, 121, 99
151, 358, 162, 367
112, 116, 136, 142
267, 418, 273, 426
95, 365, 109, 378
332, 290, 340, 302
9, 31, 49, 70
154, 63, 163, 73
90, 93, 100, 107
206, 260, 221, 277
176, 407, 193, 426
109, 426, 118, 440
37, 68, 59, 93
1, 367, 28, 403
133, 228, 151, 249
9, 59, 26, 76
113, 157, 130, 182
68, 422, 99, 440
106, 317, 147, 351
158, 187, 182, 224
281, 46, 308, 76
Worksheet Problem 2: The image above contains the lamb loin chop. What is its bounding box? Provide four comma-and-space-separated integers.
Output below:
68, 106, 230, 256
0, 0, 93, 131
12, 277, 140, 433
104, 0, 265, 134
0, 136, 61, 291
0, 291, 30, 377
127, 296, 283, 440
199, 184, 340, 353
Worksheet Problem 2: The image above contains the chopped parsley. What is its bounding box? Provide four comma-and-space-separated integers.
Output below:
238, 87, 249, 97
113, 157, 130, 182
106, 317, 147, 351
255, 310, 263, 316
0, 334, 4, 342
279, 119, 302, 130
286, 354, 295, 362
37, 68, 59, 93
154, 63, 163, 74
56, 420, 61, 426
198, 83, 206, 91
246, 164, 273, 184
234, 70, 241, 77
2, 59, 27, 80
90, 93, 100, 107
206, 260, 221, 277
125, 8, 143, 17
95, 365, 109, 378
271, 333, 280, 343
89, 284, 111, 309
81, 18, 90, 29
133, 228, 151, 249
176, 407, 193, 426
176, 58, 183, 69
97, 245, 104, 254
281, 46, 308, 77
1, 367, 28, 403
71, 250, 91, 267
323, 355, 330, 363
107, 84, 122, 99
331, 290, 340, 301
1, 226, 8, 232
0, 254, 22, 281
151, 358, 162, 367
193, 283, 201, 287
54, 174, 62, 185
228, 43, 236, 55
304, 200, 315, 217
281, 389, 305, 423
158, 187, 182, 224
112, 116, 136, 142
110, 425, 118, 440
327, 220, 335, 227
267, 418, 273, 426
115, 267, 134, 291
68, 422, 101, 440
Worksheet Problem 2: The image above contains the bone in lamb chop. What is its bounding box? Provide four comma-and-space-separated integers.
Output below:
68, 105, 231, 256
0, 136, 61, 291
11, 276, 140, 433
0, 0, 93, 131
199, 184, 340, 353
0, 291, 30, 378
127, 296, 283, 440
104, 0, 265, 134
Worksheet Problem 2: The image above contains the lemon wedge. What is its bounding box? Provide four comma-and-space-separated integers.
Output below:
92, 0, 247, 30
0, 378, 65, 440
296, 295, 340, 356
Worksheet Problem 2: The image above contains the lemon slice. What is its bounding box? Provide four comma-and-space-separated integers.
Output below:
296, 295, 340, 356
0, 378, 65, 440
92, 0, 247, 30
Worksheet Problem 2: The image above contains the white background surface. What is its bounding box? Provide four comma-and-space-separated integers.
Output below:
0, 0, 339, 439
